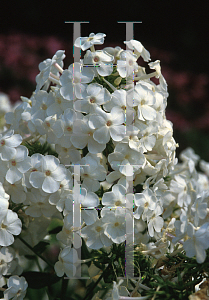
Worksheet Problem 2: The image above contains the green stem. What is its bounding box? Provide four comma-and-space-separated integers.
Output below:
18, 236, 54, 269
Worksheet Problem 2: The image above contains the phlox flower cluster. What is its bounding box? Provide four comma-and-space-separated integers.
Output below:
0, 31, 209, 299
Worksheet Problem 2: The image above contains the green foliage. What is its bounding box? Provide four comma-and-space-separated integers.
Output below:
91, 66, 119, 93
141, 249, 209, 300
23, 140, 58, 157
33, 241, 50, 255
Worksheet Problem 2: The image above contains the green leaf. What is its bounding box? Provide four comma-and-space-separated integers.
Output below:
48, 226, 62, 234
33, 241, 50, 255
22, 271, 61, 289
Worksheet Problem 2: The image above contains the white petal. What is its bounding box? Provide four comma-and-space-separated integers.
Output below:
141, 106, 156, 121
42, 155, 60, 172
110, 125, 126, 141
42, 176, 60, 193
1, 146, 16, 161
29, 171, 45, 189
93, 127, 110, 144
0, 229, 14, 246
5, 134, 22, 147
54, 261, 64, 277
6, 168, 22, 184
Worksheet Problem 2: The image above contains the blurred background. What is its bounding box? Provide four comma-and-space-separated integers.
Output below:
1, 0, 209, 160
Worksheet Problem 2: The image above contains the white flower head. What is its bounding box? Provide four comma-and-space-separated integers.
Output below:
74, 33, 106, 51
89, 106, 125, 144
80, 218, 113, 250
183, 222, 209, 263
29, 155, 67, 193
0, 130, 22, 161
3, 275, 28, 300
0, 210, 22, 247
124, 39, 151, 62
54, 245, 78, 278
60, 62, 94, 100
117, 50, 138, 78
5, 146, 31, 184
35, 50, 65, 92
83, 50, 114, 77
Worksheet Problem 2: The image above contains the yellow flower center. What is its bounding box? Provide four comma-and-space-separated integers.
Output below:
96, 226, 102, 232
41, 104, 47, 110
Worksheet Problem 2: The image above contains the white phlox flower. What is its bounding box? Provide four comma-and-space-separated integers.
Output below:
108, 143, 146, 176
48, 169, 73, 207
34, 114, 63, 144
31, 90, 55, 122
183, 222, 209, 263
3, 179, 27, 204
103, 90, 136, 126
136, 121, 158, 152
191, 193, 208, 227
172, 208, 189, 244
89, 106, 126, 144
55, 145, 81, 165
117, 50, 138, 78
0, 210, 22, 247
102, 184, 126, 209
23, 153, 43, 188
83, 50, 114, 77
134, 218, 149, 245
46, 87, 73, 117
60, 62, 94, 100
55, 108, 83, 148
70, 116, 106, 154
29, 155, 67, 193
134, 188, 157, 221
56, 217, 80, 248
101, 208, 132, 244
102, 46, 123, 63
5, 146, 31, 185
78, 154, 107, 192
74, 32, 106, 51
74, 83, 111, 114
20, 109, 36, 134
120, 125, 141, 152
5, 102, 30, 133
49, 188, 73, 213
54, 245, 78, 277
200, 159, 209, 177
80, 217, 113, 250
127, 83, 156, 121
64, 187, 99, 226
180, 147, 200, 174
0, 247, 21, 280
124, 39, 151, 62
104, 279, 132, 300
147, 203, 164, 237
25, 188, 57, 218
35, 50, 65, 92
0, 182, 9, 216
0, 130, 22, 161
3, 275, 28, 300
169, 175, 192, 207
148, 60, 167, 92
